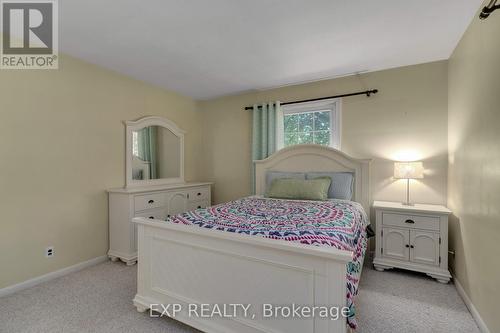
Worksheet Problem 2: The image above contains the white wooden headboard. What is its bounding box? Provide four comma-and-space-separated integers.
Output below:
254, 144, 372, 213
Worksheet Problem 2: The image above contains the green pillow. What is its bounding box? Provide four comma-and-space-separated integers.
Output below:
265, 177, 332, 201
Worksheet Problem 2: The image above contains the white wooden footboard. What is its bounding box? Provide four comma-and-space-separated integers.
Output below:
133, 218, 352, 333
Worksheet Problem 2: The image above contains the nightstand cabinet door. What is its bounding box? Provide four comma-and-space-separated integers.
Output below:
382, 228, 409, 261
410, 230, 440, 266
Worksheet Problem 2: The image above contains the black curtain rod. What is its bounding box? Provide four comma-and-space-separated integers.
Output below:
244, 89, 378, 110
480, 0, 499, 19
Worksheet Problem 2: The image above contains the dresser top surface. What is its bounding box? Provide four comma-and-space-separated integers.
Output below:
107, 182, 213, 194
373, 201, 451, 215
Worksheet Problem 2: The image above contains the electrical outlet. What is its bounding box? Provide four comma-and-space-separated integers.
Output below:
45, 246, 54, 258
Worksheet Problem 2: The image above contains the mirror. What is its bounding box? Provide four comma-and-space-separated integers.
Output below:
125, 117, 185, 188
131, 126, 181, 180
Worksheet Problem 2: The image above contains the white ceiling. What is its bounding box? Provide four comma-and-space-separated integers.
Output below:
61, 0, 482, 100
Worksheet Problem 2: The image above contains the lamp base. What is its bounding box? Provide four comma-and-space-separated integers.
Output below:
402, 179, 415, 206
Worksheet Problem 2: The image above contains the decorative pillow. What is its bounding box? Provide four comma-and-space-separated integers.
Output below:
306, 172, 354, 200
265, 171, 306, 190
265, 177, 331, 201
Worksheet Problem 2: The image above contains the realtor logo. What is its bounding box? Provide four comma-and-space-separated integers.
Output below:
1, 0, 58, 69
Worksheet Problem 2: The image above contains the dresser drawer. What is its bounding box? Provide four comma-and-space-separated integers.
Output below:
187, 187, 209, 202
135, 208, 168, 221
134, 193, 165, 212
187, 200, 210, 211
382, 212, 440, 231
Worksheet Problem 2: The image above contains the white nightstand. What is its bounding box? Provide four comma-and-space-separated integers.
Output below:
373, 201, 452, 283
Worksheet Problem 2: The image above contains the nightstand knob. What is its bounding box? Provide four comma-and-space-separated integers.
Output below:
148, 200, 154, 204
405, 244, 410, 248
405, 219, 415, 224
410, 245, 415, 249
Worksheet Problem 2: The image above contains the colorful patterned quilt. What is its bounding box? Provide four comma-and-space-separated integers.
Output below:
167, 196, 368, 329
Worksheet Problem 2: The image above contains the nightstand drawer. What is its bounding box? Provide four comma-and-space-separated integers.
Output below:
382, 212, 439, 231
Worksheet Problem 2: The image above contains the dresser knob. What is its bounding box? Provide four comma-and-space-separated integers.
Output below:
149, 216, 154, 219
404, 219, 415, 224
148, 200, 154, 204
405, 244, 410, 248
197, 192, 201, 196
410, 245, 415, 249
197, 206, 201, 209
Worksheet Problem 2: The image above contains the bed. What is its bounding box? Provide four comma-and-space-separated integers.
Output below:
132, 144, 371, 333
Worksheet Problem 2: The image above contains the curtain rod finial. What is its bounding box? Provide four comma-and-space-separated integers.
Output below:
479, 0, 500, 20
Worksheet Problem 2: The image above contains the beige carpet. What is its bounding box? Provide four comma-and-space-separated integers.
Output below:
0, 259, 479, 333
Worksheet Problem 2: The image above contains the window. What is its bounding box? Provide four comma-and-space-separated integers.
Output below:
132, 131, 139, 157
278, 99, 341, 149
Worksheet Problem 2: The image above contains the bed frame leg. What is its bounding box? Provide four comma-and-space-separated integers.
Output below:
136, 305, 148, 313
134, 299, 149, 313
133, 296, 150, 313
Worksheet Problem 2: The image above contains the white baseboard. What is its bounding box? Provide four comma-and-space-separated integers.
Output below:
0, 255, 107, 298
453, 275, 491, 333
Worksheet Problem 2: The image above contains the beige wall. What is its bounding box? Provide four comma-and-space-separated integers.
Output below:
0, 55, 202, 289
448, 8, 500, 332
200, 61, 449, 210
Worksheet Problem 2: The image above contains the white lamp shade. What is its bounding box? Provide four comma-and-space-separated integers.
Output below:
394, 162, 424, 179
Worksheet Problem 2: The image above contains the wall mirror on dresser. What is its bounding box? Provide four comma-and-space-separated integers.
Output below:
108, 116, 212, 265
125, 116, 184, 187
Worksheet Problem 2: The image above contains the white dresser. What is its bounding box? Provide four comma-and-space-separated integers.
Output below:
373, 201, 452, 283
107, 182, 212, 265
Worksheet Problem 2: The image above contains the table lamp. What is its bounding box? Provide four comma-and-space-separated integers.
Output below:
394, 161, 424, 205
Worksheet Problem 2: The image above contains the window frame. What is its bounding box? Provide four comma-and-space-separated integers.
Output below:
277, 98, 341, 150
132, 131, 139, 157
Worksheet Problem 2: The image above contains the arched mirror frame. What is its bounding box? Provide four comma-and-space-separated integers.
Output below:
125, 116, 185, 188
